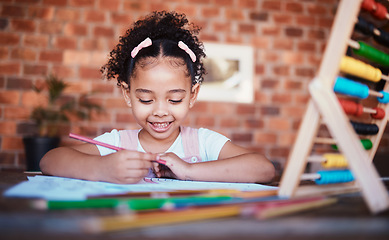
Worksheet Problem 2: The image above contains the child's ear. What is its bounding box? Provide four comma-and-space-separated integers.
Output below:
189, 83, 200, 108
121, 82, 132, 108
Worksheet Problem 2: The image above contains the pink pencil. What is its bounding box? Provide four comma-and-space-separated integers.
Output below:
69, 133, 166, 165
69, 133, 124, 151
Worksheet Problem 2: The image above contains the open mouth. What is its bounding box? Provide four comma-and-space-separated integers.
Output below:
148, 121, 172, 132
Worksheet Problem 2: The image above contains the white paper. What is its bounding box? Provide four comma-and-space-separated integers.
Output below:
3, 175, 277, 200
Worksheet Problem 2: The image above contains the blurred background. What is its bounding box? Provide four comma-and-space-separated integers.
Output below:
0, 0, 388, 175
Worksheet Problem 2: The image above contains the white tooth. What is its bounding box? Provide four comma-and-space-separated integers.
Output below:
154, 122, 168, 128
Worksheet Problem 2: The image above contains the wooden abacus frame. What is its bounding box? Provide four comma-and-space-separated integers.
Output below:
278, 0, 389, 214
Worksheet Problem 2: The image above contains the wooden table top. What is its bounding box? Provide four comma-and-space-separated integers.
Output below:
1, 171, 389, 240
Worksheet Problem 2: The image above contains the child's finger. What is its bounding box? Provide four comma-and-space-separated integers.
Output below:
156, 154, 167, 165
123, 159, 152, 169
125, 168, 150, 177
122, 150, 158, 162
152, 162, 159, 168
152, 162, 160, 173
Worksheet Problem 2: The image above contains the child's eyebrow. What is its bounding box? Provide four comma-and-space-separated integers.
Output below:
135, 88, 153, 93
168, 89, 186, 93
135, 88, 186, 94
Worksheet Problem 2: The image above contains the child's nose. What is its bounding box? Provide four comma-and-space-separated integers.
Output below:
153, 101, 169, 117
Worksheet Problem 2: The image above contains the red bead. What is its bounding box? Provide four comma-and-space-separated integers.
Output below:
338, 98, 364, 116
361, 0, 376, 12
371, 107, 385, 119
372, 3, 388, 20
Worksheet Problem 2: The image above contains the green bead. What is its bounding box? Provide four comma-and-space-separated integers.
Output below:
353, 41, 389, 66
331, 139, 372, 150
361, 138, 373, 150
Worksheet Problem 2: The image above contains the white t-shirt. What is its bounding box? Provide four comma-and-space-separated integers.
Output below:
94, 128, 230, 162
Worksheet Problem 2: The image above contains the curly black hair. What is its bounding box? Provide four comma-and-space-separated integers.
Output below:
101, 11, 206, 88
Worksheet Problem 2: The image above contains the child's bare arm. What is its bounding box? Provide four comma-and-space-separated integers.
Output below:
40, 145, 157, 184
156, 141, 275, 183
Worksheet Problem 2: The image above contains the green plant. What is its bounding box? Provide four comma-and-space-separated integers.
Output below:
31, 74, 103, 137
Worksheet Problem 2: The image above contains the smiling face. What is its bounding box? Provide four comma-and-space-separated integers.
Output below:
122, 57, 199, 148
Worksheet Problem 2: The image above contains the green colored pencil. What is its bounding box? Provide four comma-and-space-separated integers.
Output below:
32, 195, 234, 211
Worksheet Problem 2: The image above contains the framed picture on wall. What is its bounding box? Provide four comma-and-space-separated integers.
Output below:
198, 42, 254, 103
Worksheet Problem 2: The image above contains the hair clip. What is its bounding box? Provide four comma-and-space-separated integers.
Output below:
131, 37, 152, 58
178, 41, 196, 62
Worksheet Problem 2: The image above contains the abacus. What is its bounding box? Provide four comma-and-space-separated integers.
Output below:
278, 0, 389, 214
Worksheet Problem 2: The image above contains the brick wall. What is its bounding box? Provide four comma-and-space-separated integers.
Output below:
1, 0, 388, 171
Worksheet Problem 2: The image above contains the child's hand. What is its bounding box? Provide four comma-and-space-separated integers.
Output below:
153, 162, 177, 179
97, 150, 156, 184
153, 152, 191, 180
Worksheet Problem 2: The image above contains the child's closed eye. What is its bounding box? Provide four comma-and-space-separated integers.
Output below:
169, 99, 183, 104
139, 99, 153, 104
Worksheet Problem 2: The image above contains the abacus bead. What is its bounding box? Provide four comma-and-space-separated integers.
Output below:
361, 139, 373, 150
355, 17, 375, 36
371, 107, 385, 119
361, 0, 376, 12
356, 104, 364, 116
331, 139, 372, 150
339, 99, 363, 116
350, 121, 379, 135
377, 91, 389, 103
374, 29, 389, 47
315, 170, 354, 185
334, 77, 369, 99
372, 3, 388, 20
322, 154, 348, 168
340, 56, 382, 82
353, 41, 389, 66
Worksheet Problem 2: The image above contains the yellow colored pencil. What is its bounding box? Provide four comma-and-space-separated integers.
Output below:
256, 197, 337, 219
235, 189, 278, 198
91, 188, 243, 199
81, 196, 337, 233
82, 205, 241, 233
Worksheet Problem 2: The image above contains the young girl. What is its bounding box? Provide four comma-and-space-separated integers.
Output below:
40, 11, 275, 184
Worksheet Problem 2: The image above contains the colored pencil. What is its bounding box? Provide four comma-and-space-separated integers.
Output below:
90, 188, 277, 199
253, 197, 337, 219
32, 195, 234, 211
32, 188, 280, 211
80, 196, 337, 233
81, 204, 242, 233
69, 133, 124, 151
69, 133, 166, 165
90, 189, 243, 198
235, 189, 278, 198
